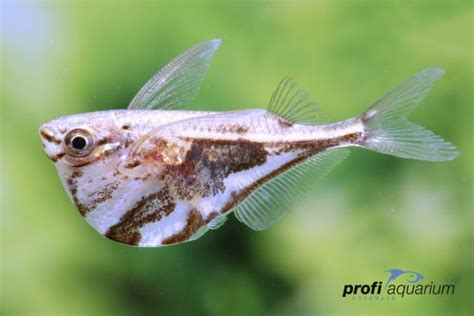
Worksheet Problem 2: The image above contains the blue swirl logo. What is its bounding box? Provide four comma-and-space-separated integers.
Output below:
385, 268, 424, 287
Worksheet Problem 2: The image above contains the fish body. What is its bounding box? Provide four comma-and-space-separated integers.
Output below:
39, 39, 458, 247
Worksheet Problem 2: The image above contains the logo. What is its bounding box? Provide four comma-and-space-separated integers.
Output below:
342, 268, 455, 301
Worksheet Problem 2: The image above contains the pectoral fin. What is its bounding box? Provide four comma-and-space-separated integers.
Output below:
128, 39, 222, 110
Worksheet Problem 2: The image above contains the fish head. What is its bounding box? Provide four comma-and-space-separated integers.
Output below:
39, 111, 127, 168
39, 111, 174, 246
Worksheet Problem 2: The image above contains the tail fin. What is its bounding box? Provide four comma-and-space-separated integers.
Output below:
360, 68, 459, 161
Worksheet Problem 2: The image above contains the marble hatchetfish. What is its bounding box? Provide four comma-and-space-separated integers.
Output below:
39, 39, 459, 247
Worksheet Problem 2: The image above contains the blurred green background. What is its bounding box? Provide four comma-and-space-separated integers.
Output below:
1, 1, 472, 315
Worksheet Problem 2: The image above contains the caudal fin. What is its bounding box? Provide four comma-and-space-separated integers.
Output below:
360, 68, 459, 161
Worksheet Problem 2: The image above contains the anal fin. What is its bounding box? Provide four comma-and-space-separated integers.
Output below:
233, 148, 349, 231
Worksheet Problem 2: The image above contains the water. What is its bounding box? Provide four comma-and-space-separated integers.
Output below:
1, 1, 472, 315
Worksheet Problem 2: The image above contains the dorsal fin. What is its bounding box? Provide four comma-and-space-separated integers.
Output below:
233, 148, 349, 231
268, 77, 327, 125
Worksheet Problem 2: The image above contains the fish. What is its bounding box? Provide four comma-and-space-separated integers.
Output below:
39, 39, 459, 247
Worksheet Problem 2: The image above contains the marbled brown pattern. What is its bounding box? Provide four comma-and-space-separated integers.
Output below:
105, 188, 175, 245
162, 209, 205, 245
161, 138, 268, 199
67, 171, 91, 216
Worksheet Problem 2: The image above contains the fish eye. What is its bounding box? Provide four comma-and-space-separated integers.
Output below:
64, 128, 95, 157
71, 135, 87, 150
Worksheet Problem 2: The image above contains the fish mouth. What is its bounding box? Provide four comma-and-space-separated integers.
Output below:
39, 124, 65, 162
39, 125, 62, 145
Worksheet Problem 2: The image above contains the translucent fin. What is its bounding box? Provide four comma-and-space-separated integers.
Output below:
128, 39, 222, 110
233, 148, 349, 231
361, 68, 459, 161
268, 77, 327, 125
207, 215, 228, 230
190, 226, 209, 241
